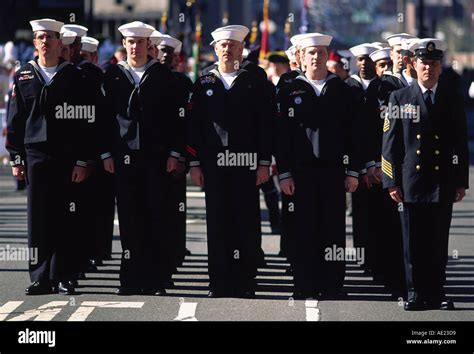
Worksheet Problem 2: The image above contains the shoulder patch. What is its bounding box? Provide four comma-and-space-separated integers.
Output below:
200, 75, 216, 85
383, 118, 390, 132
289, 89, 306, 96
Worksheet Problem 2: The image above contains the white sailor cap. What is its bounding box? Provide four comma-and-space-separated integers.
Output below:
290, 33, 319, 48
385, 33, 417, 47
349, 43, 379, 57
159, 34, 182, 53
370, 41, 384, 49
63, 24, 88, 37
149, 30, 163, 46
298, 33, 333, 50
210, 25, 249, 45
369, 47, 391, 62
60, 29, 77, 46
400, 37, 420, 53
118, 21, 155, 38
285, 45, 296, 61
30, 18, 64, 33
81, 36, 99, 52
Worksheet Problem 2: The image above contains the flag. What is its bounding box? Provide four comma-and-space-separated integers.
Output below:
284, 19, 291, 50
259, 0, 270, 61
192, 13, 202, 82
300, 0, 309, 34
249, 21, 258, 47
160, 11, 168, 33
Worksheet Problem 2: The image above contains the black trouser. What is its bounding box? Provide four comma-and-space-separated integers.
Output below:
293, 167, 346, 294
114, 149, 174, 289
368, 185, 405, 296
399, 202, 453, 302
260, 177, 281, 230
351, 183, 370, 268
203, 161, 260, 293
90, 165, 115, 261
168, 171, 187, 269
280, 194, 296, 262
25, 144, 80, 283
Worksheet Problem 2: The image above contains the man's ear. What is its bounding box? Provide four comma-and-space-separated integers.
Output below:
122, 38, 126, 47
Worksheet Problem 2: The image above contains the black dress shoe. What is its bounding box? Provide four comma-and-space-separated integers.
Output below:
185, 248, 192, 256
115, 287, 138, 296
426, 299, 455, 311
68, 280, 78, 288
207, 290, 230, 298
404, 300, 426, 311
154, 288, 167, 296
77, 272, 86, 280
25, 281, 53, 295
57, 281, 75, 295
291, 291, 312, 300
90, 259, 103, 266
86, 263, 98, 272
236, 288, 255, 298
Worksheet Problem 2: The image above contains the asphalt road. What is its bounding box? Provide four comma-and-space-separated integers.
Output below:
0, 164, 473, 322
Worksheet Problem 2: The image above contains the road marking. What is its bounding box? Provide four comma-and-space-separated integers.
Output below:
0, 301, 24, 321
305, 300, 320, 321
8, 301, 68, 321
186, 191, 205, 198
174, 302, 198, 321
68, 301, 144, 321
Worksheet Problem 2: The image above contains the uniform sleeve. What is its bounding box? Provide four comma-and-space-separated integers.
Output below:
255, 79, 274, 167
342, 83, 362, 178
185, 80, 203, 167
275, 85, 294, 181
6, 76, 26, 166
165, 71, 184, 160
451, 91, 469, 189
99, 68, 118, 160
381, 91, 404, 188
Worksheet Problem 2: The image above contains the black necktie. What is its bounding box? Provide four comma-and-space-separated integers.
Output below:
425, 89, 433, 114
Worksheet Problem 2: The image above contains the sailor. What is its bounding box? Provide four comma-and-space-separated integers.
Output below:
382, 39, 469, 311
157, 33, 192, 271
6, 18, 93, 295
186, 25, 273, 298
275, 33, 362, 299
103, 21, 183, 296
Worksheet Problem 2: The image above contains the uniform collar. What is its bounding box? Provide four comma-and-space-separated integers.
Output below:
417, 81, 438, 96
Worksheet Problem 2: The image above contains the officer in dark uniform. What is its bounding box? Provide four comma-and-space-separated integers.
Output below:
103, 21, 183, 296
6, 18, 92, 295
276, 33, 362, 299
157, 34, 192, 272
186, 25, 273, 298
382, 39, 469, 311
